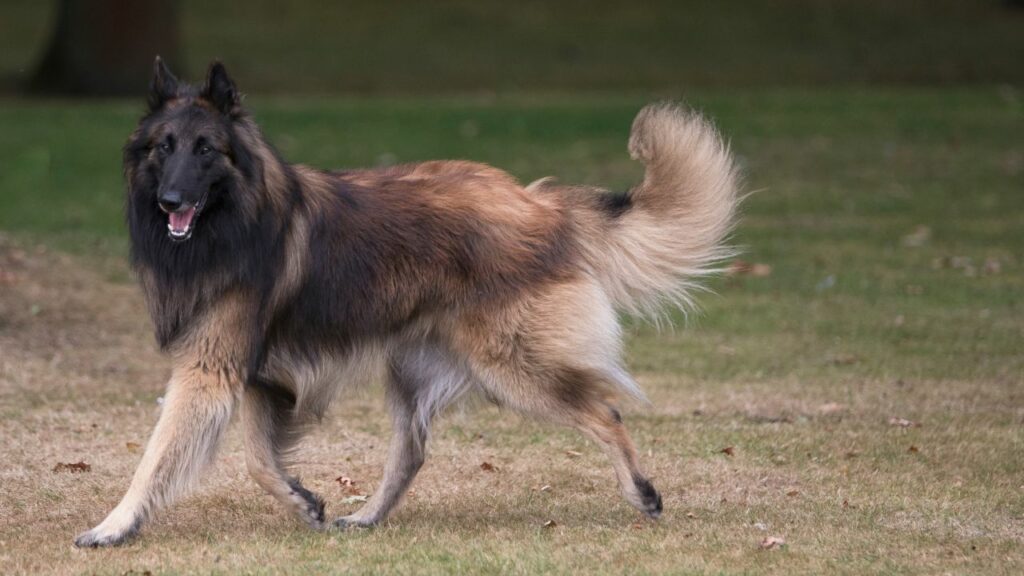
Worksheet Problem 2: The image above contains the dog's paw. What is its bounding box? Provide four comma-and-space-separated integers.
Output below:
332, 514, 377, 530
287, 478, 326, 530
73, 525, 137, 548
631, 475, 664, 519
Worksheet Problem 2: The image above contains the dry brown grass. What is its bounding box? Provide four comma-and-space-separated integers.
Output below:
1, 233, 1022, 575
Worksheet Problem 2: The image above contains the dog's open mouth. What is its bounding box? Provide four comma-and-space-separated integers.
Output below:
164, 197, 206, 242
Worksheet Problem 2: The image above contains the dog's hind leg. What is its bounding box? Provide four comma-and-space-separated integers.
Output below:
460, 280, 662, 519
242, 378, 325, 530
334, 343, 468, 529
480, 365, 662, 519
332, 392, 425, 529
566, 383, 663, 518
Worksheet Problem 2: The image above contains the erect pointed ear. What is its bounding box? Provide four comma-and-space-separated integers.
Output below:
148, 55, 179, 111
201, 61, 240, 115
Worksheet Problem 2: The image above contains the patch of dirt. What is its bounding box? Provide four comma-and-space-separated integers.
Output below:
0, 233, 166, 407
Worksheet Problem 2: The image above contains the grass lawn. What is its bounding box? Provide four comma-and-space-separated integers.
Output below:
0, 88, 1022, 574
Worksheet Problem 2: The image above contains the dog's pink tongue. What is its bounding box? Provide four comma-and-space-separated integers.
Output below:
169, 206, 196, 231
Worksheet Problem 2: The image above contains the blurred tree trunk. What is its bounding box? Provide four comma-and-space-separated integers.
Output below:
30, 0, 181, 96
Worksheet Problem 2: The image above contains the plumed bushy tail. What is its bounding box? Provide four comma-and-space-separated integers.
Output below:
589, 103, 740, 319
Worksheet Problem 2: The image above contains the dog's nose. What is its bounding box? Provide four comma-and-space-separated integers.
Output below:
158, 190, 183, 213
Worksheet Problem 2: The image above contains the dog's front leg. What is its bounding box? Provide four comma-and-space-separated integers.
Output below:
74, 362, 239, 547
75, 294, 253, 548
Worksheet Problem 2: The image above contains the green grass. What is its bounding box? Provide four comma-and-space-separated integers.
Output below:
3, 1, 1024, 93
0, 89, 1022, 574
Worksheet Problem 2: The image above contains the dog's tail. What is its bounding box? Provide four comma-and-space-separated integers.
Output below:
583, 103, 740, 319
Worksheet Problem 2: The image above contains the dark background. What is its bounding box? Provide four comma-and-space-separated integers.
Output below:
3, 0, 1023, 96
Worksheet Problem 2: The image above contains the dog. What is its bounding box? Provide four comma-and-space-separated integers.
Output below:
74, 57, 739, 547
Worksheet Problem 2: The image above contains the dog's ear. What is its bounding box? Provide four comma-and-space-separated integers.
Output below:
201, 61, 240, 115
148, 55, 179, 112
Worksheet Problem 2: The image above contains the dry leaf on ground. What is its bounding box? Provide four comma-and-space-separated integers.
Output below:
888, 417, 919, 428
335, 475, 362, 495
727, 260, 772, 277
759, 536, 786, 550
818, 402, 846, 415
901, 225, 931, 247
52, 461, 90, 473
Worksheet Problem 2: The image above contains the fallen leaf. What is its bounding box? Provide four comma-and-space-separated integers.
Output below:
815, 274, 836, 291
908, 445, 920, 453
786, 490, 800, 497
340, 495, 368, 505
685, 512, 698, 519
759, 536, 786, 550
817, 402, 846, 415
480, 461, 496, 472
901, 225, 932, 247
842, 499, 857, 509
52, 461, 90, 473
719, 446, 735, 457
753, 522, 767, 531
565, 450, 583, 458
844, 450, 861, 459
748, 413, 792, 424
542, 520, 557, 529
335, 475, 362, 495
538, 485, 552, 492
888, 417, 918, 428
727, 260, 772, 277
125, 442, 141, 453
983, 257, 1002, 275
630, 521, 644, 530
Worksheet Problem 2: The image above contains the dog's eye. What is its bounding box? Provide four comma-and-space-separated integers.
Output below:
158, 142, 172, 153
199, 145, 213, 156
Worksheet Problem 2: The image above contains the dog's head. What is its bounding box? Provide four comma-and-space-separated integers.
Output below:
125, 57, 256, 243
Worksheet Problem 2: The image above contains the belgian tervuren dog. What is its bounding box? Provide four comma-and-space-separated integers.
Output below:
75, 57, 738, 547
